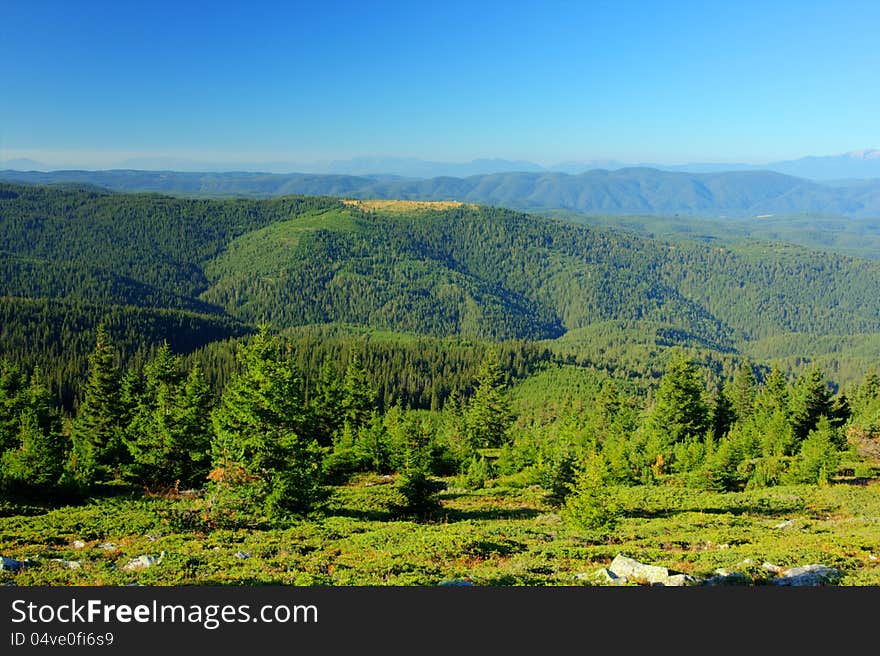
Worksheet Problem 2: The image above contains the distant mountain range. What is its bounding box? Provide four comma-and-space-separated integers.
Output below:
5, 149, 880, 180
4, 166, 880, 218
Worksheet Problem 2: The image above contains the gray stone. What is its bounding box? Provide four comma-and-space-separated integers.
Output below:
609, 554, 669, 585
438, 579, 474, 586
664, 573, 699, 587
51, 559, 81, 570
72, 540, 86, 549
704, 570, 751, 586
122, 551, 165, 572
774, 519, 796, 530
587, 567, 627, 585
762, 561, 784, 574
234, 551, 250, 560
774, 564, 842, 586
98, 542, 117, 552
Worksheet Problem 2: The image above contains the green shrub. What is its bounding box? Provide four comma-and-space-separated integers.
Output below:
563, 456, 621, 533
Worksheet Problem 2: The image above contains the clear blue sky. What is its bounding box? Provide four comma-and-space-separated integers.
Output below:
3, 0, 879, 167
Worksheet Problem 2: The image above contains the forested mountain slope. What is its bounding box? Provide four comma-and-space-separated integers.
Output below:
3, 184, 880, 364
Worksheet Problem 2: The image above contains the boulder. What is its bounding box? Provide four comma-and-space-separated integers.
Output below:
704, 569, 751, 586
586, 568, 627, 585
773, 564, 842, 586
122, 551, 166, 572
609, 554, 669, 585
664, 574, 699, 587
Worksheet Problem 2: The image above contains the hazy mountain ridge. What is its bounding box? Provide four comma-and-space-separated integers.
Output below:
3, 167, 880, 218
5, 149, 880, 180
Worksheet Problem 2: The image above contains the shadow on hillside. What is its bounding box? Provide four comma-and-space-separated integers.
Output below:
320, 507, 399, 522
624, 504, 800, 520
438, 506, 543, 522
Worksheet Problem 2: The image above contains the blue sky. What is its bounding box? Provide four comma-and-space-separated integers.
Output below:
3, 0, 879, 168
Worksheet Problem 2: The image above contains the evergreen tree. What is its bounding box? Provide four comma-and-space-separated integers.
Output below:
69, 324, 125, 485
789, 366, 833, 443
0, 408, 66, 496
788, 416, 841, 485
757, 364, 790, 418
0, 368, 66, 498
463, 349, 513, 452
308, 357, 345, 446
125, 344, 213, 489
210, 326, 324, 519
729, 359, 757, 423
0, 359, 27, 454
564, 454, 621, 533
341, 353, 376, 432
644, 355, 709, 461
709, 386, 736, 440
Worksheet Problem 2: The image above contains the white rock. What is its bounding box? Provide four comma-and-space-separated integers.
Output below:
122, 551, 165, 572
775, 564, 841, 586
664, 574, 698, 586
609, 554, 669, 585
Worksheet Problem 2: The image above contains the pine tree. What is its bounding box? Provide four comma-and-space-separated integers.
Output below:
790, 365, 833, 443
789, 416, 841, 485
729, 359, 757, 423
341, 353, 376, 432
0, 408, 66, 496
463, 349, 512, 452
709, 386, 736, 440
0, 368, 66, 498
644, 355, 709, 460
69, 325, 124, 485
125, 344, 213, 490
0, 359, 27, 455
210, 326, 323, 520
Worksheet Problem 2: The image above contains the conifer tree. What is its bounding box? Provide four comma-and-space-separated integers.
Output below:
341, 353, 376, 432
69, 324, 124, 485
463, 349, 512, 452
789, 365, 833, 443
729, 359, 757, 423
644, 355, 709, 459
210, 326, 323, 519
125, 343, 213, 489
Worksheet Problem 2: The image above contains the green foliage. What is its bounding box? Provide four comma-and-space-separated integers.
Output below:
462, 455, 493, 491
123, 344, 214, 490
69, 325, 126, 485
393, 415, 446, 518
563, 455, 621, 533
789, 366, 835, 443
209, 326, 324, 521
463, 350, 513, 452
644, 354, 709, 460
0, 409, 67, 497
787, 416, 842, 485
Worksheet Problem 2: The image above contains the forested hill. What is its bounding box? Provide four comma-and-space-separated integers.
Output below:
4, 184, 880, 357
4, 167, 880, 218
